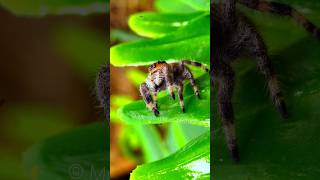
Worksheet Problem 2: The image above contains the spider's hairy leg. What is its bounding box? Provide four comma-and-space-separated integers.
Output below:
176, 83, 185, 113
96, 64, 109, 120
153, 91, 159, 109
239, 0, 320, 39
139, 83, 159, 116
183, 66, 200, 98
246, 28, 289, 119
181, 60, 209, 72
217, 0, 236, 26
217, 63, 240, 162
163, 64, 175, 100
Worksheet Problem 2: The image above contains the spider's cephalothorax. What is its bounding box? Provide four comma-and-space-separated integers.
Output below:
140, 60, 208, 116
212, 0, 320, 161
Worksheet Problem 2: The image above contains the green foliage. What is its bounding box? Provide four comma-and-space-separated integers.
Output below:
111, 29, 142, 44
133, 125, 168, 163
110, 1, 210, 67
23, 122, 107, 180
111, 0, 210, 179
155, 0, 196, 14
131, 131, 210, 180
166, 123, 208, 153
0, 0, 108, 16
214, 3, 320, 179
128, 12, 205, 38
110, 95, 133, 123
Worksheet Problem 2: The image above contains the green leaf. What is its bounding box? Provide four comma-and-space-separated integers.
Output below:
155, 0, 196, 14
111, 29, 143, 43
166, 123, 209, 153
130, 131, 210, 180
181, 0, 210, 12
0, 0, 108, 16
110, 95, 133, 122
134, 125, 168, 162
119, 125, 141, 161
111, 14, 210, 67
214, 37, 320, 179
118, 73, 210, 127
129, 12, 204, 38
23, 122, 108, 180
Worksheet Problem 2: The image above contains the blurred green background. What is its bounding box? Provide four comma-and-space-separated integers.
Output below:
0, 1, 108, 179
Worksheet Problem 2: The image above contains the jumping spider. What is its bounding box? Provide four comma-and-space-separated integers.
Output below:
140, 60, 208, 116
212, 0, 320, 161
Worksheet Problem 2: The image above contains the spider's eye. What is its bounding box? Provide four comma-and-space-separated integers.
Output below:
148, 64, 156, 71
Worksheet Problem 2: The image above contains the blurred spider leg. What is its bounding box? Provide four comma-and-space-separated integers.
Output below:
139, 83, 159, 116
176, 83, 185, 113
239, 0, 320, 39
220, 0, 236, 27
184, 66, 200, 98
96, 65, 109, 120
246, 29, 289, 119
163, 65, 175, 100
217, 64, 240, 162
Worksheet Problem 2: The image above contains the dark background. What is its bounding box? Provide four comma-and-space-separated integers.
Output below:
0, 6, 107, 179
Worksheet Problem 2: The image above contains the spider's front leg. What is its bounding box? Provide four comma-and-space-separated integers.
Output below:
139, 83, 160, 116
217, 63, 240, 162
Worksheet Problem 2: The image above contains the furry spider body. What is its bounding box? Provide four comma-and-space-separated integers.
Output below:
212, 0, 320, 161
140, 60, 208, 116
